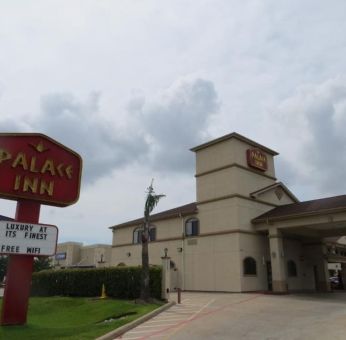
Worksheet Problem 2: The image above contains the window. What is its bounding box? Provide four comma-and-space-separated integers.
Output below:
133, 228, 142, 244
133, 225, 156, 244
185, 218, 199, 237
287, 260, 297, 277
149, 227, 156, 242
243, 257, 257, 275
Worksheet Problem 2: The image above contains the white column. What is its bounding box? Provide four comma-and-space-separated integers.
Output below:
316, 244, 331, 292
269, 228, 288, 292
341, 263, 346, 290
161, 256, 171, 300
316, 259, 331, 292
303, 243, 331, 292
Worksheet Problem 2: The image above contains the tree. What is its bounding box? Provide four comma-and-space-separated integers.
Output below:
140, 180, 165, 301
0, 255, 51, 284
0, 256, 8, 282
33, 256, 52, 272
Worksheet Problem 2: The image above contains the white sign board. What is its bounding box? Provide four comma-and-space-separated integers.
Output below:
0, 221, 58, 256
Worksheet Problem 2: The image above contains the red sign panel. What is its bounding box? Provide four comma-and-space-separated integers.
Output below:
246, 148, 268, 171
0, 133, 82, 207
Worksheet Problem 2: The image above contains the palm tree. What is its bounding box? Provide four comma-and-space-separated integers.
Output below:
140, 179, 165, 301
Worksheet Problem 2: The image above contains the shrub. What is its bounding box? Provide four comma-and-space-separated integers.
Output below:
31, 266, 162, 299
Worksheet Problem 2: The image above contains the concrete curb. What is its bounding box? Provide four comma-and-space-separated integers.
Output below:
96, 301, 176, 340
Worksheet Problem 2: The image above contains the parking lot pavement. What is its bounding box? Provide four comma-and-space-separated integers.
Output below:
116, 291, 346, 340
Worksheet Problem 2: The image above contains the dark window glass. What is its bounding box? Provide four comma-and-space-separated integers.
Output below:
185, 218, 199, 237
287, 260, 297, 277
149, 228, 156, 241
243, 257, 257, 275
133, 228, 142, 244
133, 226, 156, 244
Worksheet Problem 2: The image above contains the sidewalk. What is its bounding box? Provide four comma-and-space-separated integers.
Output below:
115, 292, 217, 339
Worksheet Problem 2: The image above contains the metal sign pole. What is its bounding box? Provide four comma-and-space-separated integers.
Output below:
0, 200, 40, 325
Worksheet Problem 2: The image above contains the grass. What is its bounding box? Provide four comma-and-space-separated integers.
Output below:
0, 297, 162, 339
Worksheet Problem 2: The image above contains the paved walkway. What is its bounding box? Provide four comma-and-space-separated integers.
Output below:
116, 293, 218, 339
115, 291, 346, 340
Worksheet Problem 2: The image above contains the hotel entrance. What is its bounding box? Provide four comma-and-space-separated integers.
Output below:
253, 195, 346, 293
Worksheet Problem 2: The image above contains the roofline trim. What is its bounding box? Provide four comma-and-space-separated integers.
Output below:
195, 163, 277, 181
190, 132, 279, 155
252, 206, 346, 224
109, 203, 198, 230
250, 182, 299, 203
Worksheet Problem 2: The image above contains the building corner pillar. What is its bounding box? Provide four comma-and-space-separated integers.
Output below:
269, 228, 288, 293
316, 245, 331, 292
340, 263, 346, 290
161, 256, 171, 301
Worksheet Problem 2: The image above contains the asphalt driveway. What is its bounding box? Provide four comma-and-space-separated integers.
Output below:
117, 291, 346, 340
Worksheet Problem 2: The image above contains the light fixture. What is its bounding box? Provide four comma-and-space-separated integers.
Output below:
98, 254, 105, 264
126, 252, 131, 257
177, 247, 183, 252
164, 248, 168, 257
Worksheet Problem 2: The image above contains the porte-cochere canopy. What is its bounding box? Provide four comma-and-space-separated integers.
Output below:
252, 194, 346, 293
252, 194, 346, 239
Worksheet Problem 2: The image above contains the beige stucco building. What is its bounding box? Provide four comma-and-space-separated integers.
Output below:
110, 132, 346, 293
52, 242, 111, 269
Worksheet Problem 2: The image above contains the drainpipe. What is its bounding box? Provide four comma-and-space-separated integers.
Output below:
179, 212, 185, 290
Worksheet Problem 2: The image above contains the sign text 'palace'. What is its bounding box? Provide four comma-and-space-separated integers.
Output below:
0, 133, 82, 206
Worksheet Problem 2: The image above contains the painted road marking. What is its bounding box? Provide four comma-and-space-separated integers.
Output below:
116, 297, 216, 339
146, 320, 182, 323
139, 325, 181, 328
146, 319, 185, 322
118, 294, 262, 339
141, 323, 178, 327
129, 330, 164, 334
160, 299, 215, 339
153, 315, 187, 318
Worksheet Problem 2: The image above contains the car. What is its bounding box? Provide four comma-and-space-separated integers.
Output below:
329, 276, 339, 289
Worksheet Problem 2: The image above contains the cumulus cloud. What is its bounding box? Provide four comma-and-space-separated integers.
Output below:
130, 77, 219, 172
271, 77, 346, 197
0, 77, 219, 185
33, 92, 149, 184
0, 117, 30, 132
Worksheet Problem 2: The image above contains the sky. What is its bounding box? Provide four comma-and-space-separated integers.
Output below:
1, 0, 346, 244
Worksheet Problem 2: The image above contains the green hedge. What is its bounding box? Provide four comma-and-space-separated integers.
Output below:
31, 266, 162, 299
